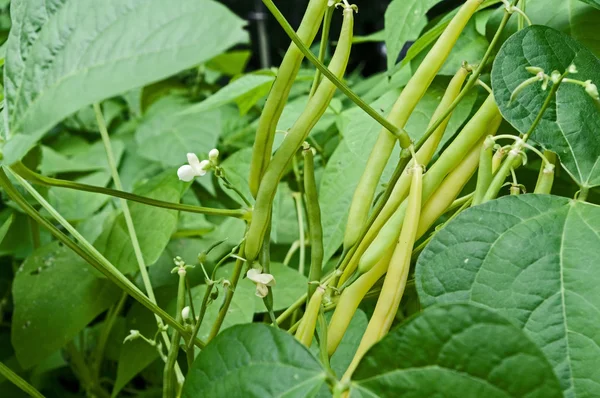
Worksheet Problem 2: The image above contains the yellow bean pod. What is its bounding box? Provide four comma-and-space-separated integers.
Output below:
295, 284, 326, 347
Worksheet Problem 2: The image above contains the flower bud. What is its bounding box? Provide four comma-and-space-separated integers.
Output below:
182, 306, 191, 322
123, 329, 140, 343
567, 64, 578, 74
550, 71, 562, 84
585, 80, 599, 100
209, 148, 219, 162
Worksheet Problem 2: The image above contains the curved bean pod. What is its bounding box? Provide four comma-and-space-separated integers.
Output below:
342, 164, 424, 381
246, 4, 355, 262
249, 0, 329, 197
354, 95, 501, 278
472, 136, 495, 206
343, 0, 483, 251
295, 284, 326, 347
534, 150, 557, 194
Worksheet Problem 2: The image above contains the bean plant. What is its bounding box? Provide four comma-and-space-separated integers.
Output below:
0, 0, 599, 396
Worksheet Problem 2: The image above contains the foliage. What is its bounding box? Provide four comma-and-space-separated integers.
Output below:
0, 0, 599, 397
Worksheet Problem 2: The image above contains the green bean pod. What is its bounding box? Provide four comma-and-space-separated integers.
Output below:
303, 148, 324, 299
295, 284, 325, 347
336, 66, 469, 284
327, 247, 394, 356
472, 136, 495, 206
534, 150, 557, 194
492, 146, 507, 174
343, 0, 483, 251
249, 0, 329, 198
482, 144, 523, 203
355, 96, 501, 277
417, 138, 486, 237
343, 164, 423, 381
246, 5, 355, 263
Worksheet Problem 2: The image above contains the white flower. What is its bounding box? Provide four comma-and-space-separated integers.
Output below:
177, 153, 211, 182
209, 148, 219, 162
585, 80, 599, 100
182, 306, 191, 322
568, 64, 578, 74
246, 268, 276, 298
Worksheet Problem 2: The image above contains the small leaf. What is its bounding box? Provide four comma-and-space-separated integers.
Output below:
352, 303, 563, 398
2, 0, 247, 164
416, 194, 600, 396
93, 171, 183, 274
11, 242, 120, 369
0, 214, 13, 244
491, 25, 600, 188
384, 0, 443, 73
182, 324, 327, 397
135, 96, 221, 168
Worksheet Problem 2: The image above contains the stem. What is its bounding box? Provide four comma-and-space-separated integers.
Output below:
0, 361, 44, 398
92, 292, 127, 379
208, 237, 248, 341
29, 217, 40, 249
310, 4, 335, 97
261, 0, 412, 147
94, 103, 184, 385
317, 307, 332, 373
11, 162, 249, 220
163, 270, 186, 398
66, 341, 110, 398
260, 215, 278, 326
2, 169, 204, 348
186, 280, 214, 367
219, 172, 252, 207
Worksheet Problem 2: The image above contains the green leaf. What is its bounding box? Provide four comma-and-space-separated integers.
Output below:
0, 214, 13, 244
185, 73, 275, 115
217, 147, 254, 206
182, 324, 327, 397
491, 25, 600, 188
320, 79, 477, 262
206, 50, 252, 76
2, 0, 247, 164
416, 194, 600, 397
384, 0, 443, 73
11, 242, 120, 369
94, 170, 183, 274
135, 96, 221, 168
352, 303, 563, 398
47, 171, 111, 221
39, 140, 125, 175
578, 0, 600, 10
329, 309, 367, 378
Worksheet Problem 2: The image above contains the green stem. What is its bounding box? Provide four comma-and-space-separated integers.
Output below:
94, 103, 184, 385
163, 270, 186, 398
11, 162, 249, 220
0, 361, 45, 398
1, 168, 204, 348
310, 3, 335, 97
293, 193, 306, 276
186, 280, 214, 367
66, 341, 109, 398
208, 237, 248, 341
92, 292, 127, 380
261, 0, 412, 147
317, 307, 332, 373
29, 217, 41, 249
260, 215, 278, 326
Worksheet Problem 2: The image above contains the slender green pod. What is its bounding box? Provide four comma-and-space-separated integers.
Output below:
482, 142, 523, 203
416, 138, 486, 237
295, 284, 326, 347
472, 136, 495, 206
327, 247, 394, 356
246, 5, 355, 262
354, 96, 502, 277
534, 150, 557, 194
343, 0, 483, 251
492, 146, 507, 173
343, 165, 423, 381
336, 66, 469, 284
303, 148, 324, 299
249, 0, 329, 197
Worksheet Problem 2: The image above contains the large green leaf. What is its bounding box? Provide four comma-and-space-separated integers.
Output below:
384, 0, 443, 73
135, 96, 221, 168
492, 25, 600, 189
486, 0, 600, 57
182, 324, 327, 397
416, 194, 600, 397
11, 242, 120, 369
94, 171, 183, 274
351, 303, 563, 398
319, 80, 477, 262
2, 0, 247, 164
579, 0, 600, 10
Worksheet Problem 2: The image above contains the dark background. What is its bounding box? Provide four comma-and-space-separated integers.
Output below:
220, 0, 466, 75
